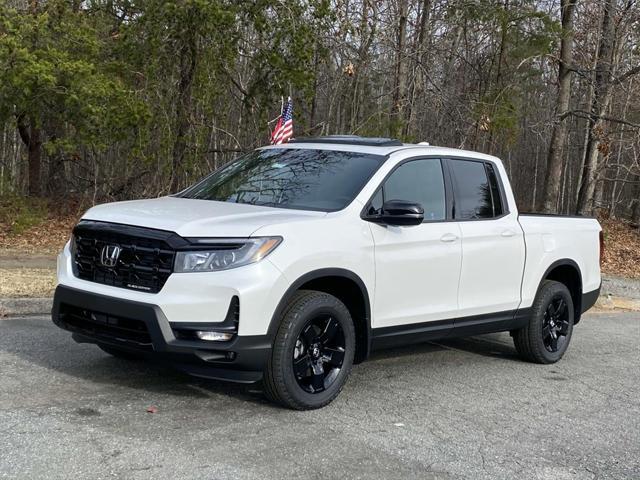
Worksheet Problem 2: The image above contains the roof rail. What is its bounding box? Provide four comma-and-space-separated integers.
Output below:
289, 135, 403, 147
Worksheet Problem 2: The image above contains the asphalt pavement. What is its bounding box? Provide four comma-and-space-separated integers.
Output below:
1, 312, 638, 479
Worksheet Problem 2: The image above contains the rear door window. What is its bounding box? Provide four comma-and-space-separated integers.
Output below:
449, 160, 500, 219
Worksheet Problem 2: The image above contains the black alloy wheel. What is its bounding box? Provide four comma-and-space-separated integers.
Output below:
542, 295, 570, 353
292, 315, 346, 393
513, 280, 574, 364
263, 290, 356, 410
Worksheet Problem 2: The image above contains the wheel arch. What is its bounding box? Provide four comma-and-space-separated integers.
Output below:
536, 259, 584, 324
267, 268, 372, 363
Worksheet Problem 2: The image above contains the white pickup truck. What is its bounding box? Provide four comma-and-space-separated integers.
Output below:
52, 136, 602, 409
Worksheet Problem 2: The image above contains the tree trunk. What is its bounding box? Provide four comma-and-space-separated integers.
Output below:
47, 152, 65, 196
27, 124, 42, 197
404, 0, 432, 137
633, 177, 640, 229
390, 0, 408, 138
310, 46, 320, 130
576, 0, 616, 215
540, 0, 576, 213
17, 0, 43, 197
170, 36, 198, 193
16, 116, 42, 197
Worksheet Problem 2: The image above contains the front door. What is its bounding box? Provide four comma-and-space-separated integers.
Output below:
366, 158, 462, 331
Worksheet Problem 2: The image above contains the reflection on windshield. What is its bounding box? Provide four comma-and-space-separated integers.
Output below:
179, 148, 385, 212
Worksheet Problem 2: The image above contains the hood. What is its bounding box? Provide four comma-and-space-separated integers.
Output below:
82, 196, 326, 237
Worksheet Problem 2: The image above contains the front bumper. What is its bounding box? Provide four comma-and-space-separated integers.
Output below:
52, 285, 271, 383
57, 240, 290, 337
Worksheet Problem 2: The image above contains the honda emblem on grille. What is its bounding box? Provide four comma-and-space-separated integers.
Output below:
100, 245, 121, 268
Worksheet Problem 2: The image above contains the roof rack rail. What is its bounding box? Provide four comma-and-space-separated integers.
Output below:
289, 135, 403, 147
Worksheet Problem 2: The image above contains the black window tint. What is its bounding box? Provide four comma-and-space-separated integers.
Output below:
179, 149, 385, 212
450, 160, 494, 219
383, 159, 445, 221
485, 163, 504, 216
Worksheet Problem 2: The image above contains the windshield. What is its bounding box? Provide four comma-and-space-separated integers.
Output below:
178, 148, 386, 212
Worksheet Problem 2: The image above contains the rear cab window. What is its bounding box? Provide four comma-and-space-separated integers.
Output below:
449, 159, 505, 220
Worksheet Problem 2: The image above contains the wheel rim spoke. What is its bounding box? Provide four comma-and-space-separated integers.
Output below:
292, 314, 346, 394
556, 334, 566, 349
319, 318, 339, 345
311, 363, 325, 392
301, 324, 316, 344
558, 319, 570, 335
324, 347, 345, 367
293, 354, 311, 377
541, 294, 572, 353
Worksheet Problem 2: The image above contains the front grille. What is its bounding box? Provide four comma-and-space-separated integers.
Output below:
72, 221, 181, 293
59, 303, 152, 347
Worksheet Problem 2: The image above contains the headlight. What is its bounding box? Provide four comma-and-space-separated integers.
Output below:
174, 237, 282, 273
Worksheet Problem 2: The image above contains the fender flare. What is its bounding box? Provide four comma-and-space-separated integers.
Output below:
533, 258, 584, 322
266, 268, 373, 359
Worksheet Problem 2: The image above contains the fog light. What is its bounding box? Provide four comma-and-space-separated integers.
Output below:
195, 331, 234, 342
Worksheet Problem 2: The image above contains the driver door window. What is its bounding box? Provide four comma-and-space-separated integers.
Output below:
373, 159, 446, 221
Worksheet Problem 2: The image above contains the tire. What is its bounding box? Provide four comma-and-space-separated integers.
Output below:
98, 344, 143, 361
263, 290, 356, 410
513, 280, 574, 364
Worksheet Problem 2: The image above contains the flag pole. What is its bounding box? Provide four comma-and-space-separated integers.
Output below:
267, 96, 284, 140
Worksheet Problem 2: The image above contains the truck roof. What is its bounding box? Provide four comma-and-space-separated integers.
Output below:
259, 135, 500, 163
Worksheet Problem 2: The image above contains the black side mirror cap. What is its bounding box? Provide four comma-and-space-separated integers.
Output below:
366, 200, 424, 226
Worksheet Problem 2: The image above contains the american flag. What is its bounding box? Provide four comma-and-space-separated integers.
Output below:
271, 97, 293, 145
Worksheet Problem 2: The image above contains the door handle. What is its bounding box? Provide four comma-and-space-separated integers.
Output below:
501, 229, 516, 237
440, 233, 458, 243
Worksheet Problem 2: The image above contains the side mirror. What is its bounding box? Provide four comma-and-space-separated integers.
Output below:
370, 200, 424, 226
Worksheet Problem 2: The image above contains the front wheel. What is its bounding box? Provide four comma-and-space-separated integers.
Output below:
263, 290, 355, 410
513, 280, 574, 364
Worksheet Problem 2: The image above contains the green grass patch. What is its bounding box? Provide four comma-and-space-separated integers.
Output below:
0, 195, 49, 235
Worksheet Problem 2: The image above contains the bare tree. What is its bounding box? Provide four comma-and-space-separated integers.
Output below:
540, 0, 577, 213
575, 0, 617, 215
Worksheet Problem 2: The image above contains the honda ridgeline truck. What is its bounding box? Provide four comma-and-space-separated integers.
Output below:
52, 136, 602, 409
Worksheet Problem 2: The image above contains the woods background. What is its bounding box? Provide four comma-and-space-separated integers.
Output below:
0, 0, 639, 222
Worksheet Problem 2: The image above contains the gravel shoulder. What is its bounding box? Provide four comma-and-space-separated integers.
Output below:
602, 275, 640, 300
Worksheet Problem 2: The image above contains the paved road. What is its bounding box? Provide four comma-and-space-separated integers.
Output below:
1, 313, 638, 480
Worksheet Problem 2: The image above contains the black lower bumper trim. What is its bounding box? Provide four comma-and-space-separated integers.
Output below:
581, 285, 601, 314
52, 285, 271, 383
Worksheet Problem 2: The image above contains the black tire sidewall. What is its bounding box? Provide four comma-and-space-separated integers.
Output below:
274, 293, 356, 408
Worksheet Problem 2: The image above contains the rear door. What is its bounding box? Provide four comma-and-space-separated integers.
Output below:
366, 158, 462, 330
447, 158, 525, 317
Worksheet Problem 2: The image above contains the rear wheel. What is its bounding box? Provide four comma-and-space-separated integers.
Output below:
263, 290, 355, 410
513, 280, 574, 364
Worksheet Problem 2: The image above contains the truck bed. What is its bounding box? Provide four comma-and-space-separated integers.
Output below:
517, 214, 601, 310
